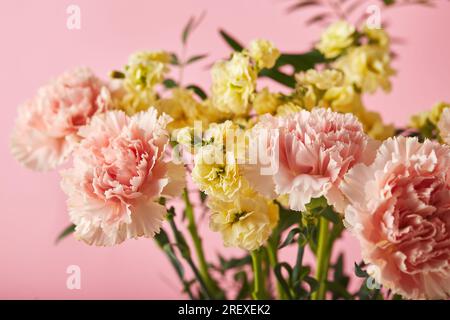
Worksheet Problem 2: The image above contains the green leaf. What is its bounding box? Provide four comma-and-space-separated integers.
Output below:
303, 276, 319, 295
55, 224, 75, 244
109, 70, 125, 79
170, 53, 180, 66
274, 262, 294, 300
186, 84, 207, 100
163, 78, 177, 89
186, 54, 208, 65
332, 253, 350, 299
320, 206, 340, 224
279, 228, 301, 249
259, 68, 296, 88
217, 254, 252, 273
276, 50, 326, 72
326, 281, 353, 300
354, 262, 369, 278
181, 12, 206, 46
218, 29, 244, 52
199, 191, 207, 203
182, 17, 195, 45
234, 271, 251, 300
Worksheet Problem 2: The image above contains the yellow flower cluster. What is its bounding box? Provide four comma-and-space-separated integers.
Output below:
208, 188, 279, 251
317, 21, 395, 95
316, 21, 355, 59
190, 121, 279, 251
410, 102, 450, 139
118, 51, 172, 114
211, 39, 280, 117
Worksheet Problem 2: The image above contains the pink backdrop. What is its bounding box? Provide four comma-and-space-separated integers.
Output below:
1, 0, 450, 299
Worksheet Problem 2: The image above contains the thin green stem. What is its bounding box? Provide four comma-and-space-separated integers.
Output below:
266, 242, 287, 300
312, 217, 332, 300
183, 189, 221, 298
251, 249, 266, 300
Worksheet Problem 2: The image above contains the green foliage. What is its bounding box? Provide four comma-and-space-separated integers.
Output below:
55, 224, 75, 244
218, 29, 326, 88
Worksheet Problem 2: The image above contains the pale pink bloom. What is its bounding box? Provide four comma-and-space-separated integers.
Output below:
341, 137, 450, 299
11, 67, 105, 171
438, 107, 450, 145
61, 109, 185, 246
244, 108, 377, 212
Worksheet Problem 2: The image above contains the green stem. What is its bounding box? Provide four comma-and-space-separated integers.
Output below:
251, 249, 266, 300
312, 217, 332, 300
183, 189, 220, 298
267, 240, 287, 299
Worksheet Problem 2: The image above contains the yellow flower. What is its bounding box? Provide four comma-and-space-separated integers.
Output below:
125, 50, 170, 90
321, 85, 361, 113
248, 39, 280, 69
115, 50, 171, 115
334, 45, 395, 94
316, 20, 355, 59
276, 102, 302, 116
363, 26, 390, 49
428, 102, 450, 125
192, 121, 247, 200
192, 144, 244, 201
253, 88, 281, 115
211, 52, 257, 116
296, 69, 344, 90
155, 88, 201, 130
358, 109, 395, 140
208, 188, 279, 251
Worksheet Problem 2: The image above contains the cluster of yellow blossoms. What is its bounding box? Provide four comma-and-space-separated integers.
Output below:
410, 101, 450, 140
106, 22, 397, 251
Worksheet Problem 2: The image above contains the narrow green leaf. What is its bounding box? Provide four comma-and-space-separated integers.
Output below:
326, 281, 353, 300
274, 262, 294, 300
279, 228, 301, 249
186, 54, 208, 65
303, 276, 319, 294
163, 78, 177, 89
218, 29, 244, 52
259, 68, 296, 88
320, 206, 340, 224
354, 262, 369, 278
182, 16, 195, 45
55, 224, 75, 244
186, 84, 207, 100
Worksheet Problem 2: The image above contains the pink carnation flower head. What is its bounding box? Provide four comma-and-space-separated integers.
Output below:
61, 108, 185, 246
11, 67, 105, 171
245, 108, 377, 212
341, 136, 450, 299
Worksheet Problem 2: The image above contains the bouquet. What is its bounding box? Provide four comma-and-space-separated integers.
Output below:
11, 0, 450, 300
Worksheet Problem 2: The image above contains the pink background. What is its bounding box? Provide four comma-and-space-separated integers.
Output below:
1, 0, 450, 299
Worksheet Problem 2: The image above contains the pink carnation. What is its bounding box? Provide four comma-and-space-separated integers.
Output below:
341, 137, 450, 299
244, 108, 377, 212
11, 67, 105, 171
61, 109, 185, 246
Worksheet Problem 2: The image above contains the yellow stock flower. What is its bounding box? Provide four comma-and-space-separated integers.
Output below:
316, 20, 355, 59
211, 53, 257, 116
248, 39, 280, 69
321, 85, 361, 114
334, 45, 395, 94
208, 188, 279, 251
296, 69, 344, 90
358, 109, 395, 140
363, 26, 390, 49
253, 88, 281, 115
276, 102, 302, 116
